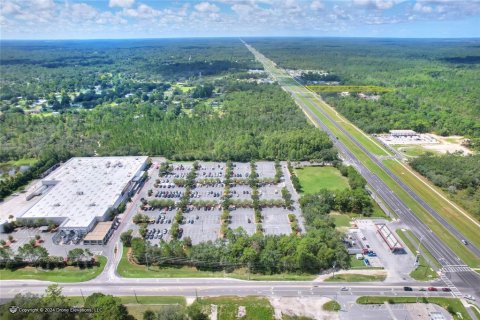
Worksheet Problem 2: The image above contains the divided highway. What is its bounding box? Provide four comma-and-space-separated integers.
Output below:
244, 42, 480, 298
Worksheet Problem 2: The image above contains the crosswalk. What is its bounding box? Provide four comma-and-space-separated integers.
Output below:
439, 273, 462, 296
440, 265, 471, 273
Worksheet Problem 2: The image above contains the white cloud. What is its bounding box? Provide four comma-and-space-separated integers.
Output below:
109, 0, 135, 9
195, 2, 219, 13
310, 0, 324, 11
353, 0, 401, 10
70, 3, 98, 20
1, 1, 22, 15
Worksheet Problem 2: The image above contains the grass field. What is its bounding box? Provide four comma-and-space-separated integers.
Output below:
306, 85, 393, 93
0, 256, 107, 282
295, 166, 350, 194
396, 229, 439, 280
117, 247, 316, 281
356, 296, 471, 320
322, 300, 341, 311
330, 212, 352, 229
192, 296, 274, 320
324, 273, 386, 282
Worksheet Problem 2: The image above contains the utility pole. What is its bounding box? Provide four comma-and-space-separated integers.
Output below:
80, 289, 85, 303
415, 235, 424, 267
134, 289, 138, 303
332, 261, 337, 280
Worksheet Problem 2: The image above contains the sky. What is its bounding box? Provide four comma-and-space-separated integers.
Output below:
1, 0, 479, 39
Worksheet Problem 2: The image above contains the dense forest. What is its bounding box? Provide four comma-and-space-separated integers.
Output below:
250, 38, 480, 148
0, 39, 260, 100
410, 154, 480, 219
0, 84, 335, 162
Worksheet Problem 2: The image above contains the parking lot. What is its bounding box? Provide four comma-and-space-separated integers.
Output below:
137, 161, 306, 244
231, 162, 251, 178
197, 162, 225, 178
347, 219, 416, 282
181, 208, 221, 244
190, 185, 223, 202
259, 183, 283, 200
229, 208, 256, 235
262, 208, 294, 235
230, 185, 252, 200
143, 208, 176, 244
256, 161, 276, 178
0, 227, 105, 257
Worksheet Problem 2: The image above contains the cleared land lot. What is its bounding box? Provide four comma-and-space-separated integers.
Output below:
295, 166, 350, 194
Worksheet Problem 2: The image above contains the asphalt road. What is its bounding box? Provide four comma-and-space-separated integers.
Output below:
243, 42, 480, 299
0, 279, 454, 300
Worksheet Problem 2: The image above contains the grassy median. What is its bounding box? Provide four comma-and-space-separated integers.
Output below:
384, 159, 480, 249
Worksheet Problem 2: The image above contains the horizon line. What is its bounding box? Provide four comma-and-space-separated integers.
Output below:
1, 35, 480, 41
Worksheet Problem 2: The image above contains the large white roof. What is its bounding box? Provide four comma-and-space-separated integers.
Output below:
21, 156, 148, 229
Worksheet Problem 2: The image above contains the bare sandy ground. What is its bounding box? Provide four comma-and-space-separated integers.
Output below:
269, 297, 339, 320
423, 134, 472, 155
314, 269, 388, 282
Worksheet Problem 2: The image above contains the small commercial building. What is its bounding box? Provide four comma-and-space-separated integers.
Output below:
389, 130, 417, 137
83, 222, 114, 245
376, 224, 405, 254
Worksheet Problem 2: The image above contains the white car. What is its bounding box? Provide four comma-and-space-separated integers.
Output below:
464, 295, 476, 301
341, 287, 349, 291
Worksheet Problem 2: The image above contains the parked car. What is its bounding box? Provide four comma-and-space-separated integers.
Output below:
464, 295, 476, 301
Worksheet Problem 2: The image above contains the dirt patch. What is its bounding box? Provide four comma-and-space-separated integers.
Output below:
423, 134, 472, 155
314, 269, 387, 282
269, 297, 339, 320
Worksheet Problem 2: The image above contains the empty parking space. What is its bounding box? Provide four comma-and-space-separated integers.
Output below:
229, 208, 256, 235
262, 208, 292, 236
180, 209, 221, 244
259, 184, 283, 200
255, 161, 276, 178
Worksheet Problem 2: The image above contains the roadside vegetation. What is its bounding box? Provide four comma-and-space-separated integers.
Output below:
322, 300, 341, 311
307, 85, 393, 93
324, 273, 386, 282
396, 229, 439, 281
0, 253, 106, 282
410, 154, 480, 221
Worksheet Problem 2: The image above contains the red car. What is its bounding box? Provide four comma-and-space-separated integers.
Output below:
427, 287, 438, 291
442, 288, 451, 292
